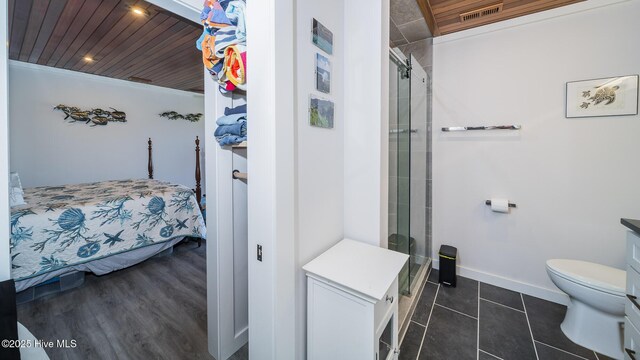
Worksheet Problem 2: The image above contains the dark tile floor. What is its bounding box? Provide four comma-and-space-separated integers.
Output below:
400, 269, 615, 360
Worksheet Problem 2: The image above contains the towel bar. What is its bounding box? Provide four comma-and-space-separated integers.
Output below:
389, 129, 418, 134
442, 125, 521, 132
232, 170, 247, 180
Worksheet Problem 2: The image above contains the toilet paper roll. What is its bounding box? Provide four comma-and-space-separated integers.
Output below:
490, 198, 510, 213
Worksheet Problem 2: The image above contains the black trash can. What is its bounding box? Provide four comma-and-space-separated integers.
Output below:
438, 245, 457, 287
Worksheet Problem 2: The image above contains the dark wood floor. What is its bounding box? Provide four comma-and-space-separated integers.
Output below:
17, 241, 246, 360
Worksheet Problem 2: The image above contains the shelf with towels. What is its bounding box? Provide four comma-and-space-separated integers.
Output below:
232, 141, 247, 148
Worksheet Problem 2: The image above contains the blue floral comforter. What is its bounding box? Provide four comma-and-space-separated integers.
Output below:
10, 179, 206, 281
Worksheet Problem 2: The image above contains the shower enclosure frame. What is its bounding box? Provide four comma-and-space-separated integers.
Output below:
389, 48, 430, 297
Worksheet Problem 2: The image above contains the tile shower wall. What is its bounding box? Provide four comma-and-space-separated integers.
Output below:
390, 0, 432, 47
399, 38, 433, 75
409, 58, 428, 264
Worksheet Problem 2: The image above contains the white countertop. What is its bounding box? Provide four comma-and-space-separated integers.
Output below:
303, 238, 409, 301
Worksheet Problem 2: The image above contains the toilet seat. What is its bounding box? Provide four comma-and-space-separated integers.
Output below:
546, 259, 625, 296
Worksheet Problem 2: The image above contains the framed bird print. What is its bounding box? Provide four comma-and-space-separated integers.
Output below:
566, 75, 639, 118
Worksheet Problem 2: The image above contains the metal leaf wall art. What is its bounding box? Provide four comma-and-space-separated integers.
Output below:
53, 105, 127, 126
159, 111, 202, 122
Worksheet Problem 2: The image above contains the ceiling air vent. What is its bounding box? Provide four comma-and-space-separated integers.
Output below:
459, 3, 503, 22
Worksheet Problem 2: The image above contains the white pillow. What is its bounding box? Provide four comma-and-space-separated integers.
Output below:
9, 172, 26, 207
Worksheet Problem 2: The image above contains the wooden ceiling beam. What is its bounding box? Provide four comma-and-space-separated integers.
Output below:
430, 0, 490, 14
103, 23, 193, 77
65, 1, 153, 71
55, 0, 122, 68
37, 0, 86, 66
437, 0, 583, 34
9, 0, 33, 60
28, 0, 69, 64
46, 0, 102, 67
416, 0, 441, 37
92, 15, 179, 75
76, 4, 161, 73
6, 0, 222, 94
416, 0, 585, 36
18, 0, 51, 62
117, 39, 197, 80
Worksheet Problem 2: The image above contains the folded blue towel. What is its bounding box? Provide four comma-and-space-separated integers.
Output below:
209, 5, 233, 27
214, 121, 246, 137
209, 60, 224, 77
196, 30, 206, 50
217, 113, 246, 126
216, 134, 247, 146
214, 26, 240, 58
224, 104, 247, 115
200, 6, 211, 21
225, 1, 246, 41
218, 0, 232, 10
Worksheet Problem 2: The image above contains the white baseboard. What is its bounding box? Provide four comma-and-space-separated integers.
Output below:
432, 259, 569, 306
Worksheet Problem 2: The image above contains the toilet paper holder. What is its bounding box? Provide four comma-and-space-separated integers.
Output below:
485, 200, 517, 208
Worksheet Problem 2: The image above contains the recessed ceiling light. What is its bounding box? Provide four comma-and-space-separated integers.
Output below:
130, 6, 149, 16
83, 56, 94, 63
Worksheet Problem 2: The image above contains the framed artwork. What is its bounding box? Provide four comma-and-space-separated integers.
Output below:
566, 75, 639, 118
312, 18, 333, 55
315, 53, 331, 94
309, 95, 334, 129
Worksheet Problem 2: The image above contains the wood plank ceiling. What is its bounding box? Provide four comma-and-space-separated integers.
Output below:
416, 0, 585, 36
8, 0, 204, 93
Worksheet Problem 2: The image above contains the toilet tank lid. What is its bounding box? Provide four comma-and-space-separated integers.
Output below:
546, 259, 625, 294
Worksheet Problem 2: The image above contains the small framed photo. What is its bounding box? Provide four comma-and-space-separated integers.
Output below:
315, 53, 331, 94
566, 75, 639, 118
309, 95, 334, 129
312, 18, 333, 55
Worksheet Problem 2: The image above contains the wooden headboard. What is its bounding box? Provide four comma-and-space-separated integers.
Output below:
147, 137, 202, 205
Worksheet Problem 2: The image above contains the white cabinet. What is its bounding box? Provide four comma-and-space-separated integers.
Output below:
625, 229, 640, 360
303, 239, 409, 360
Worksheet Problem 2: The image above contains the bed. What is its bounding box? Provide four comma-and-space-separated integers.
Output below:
10, 138, 206, 294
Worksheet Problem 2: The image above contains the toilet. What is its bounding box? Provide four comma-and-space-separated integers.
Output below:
546, 259, 625, 359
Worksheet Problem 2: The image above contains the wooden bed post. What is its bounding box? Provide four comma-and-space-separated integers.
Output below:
148, 138, 153, 179
195, 136, 202, 205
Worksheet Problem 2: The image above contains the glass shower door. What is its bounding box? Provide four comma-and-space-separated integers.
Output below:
389, 53, 412, 295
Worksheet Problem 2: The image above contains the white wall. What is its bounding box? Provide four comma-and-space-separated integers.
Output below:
9, 61, 204, 190
344, 0, 389, 248
295, 2, 345, 359
0, 1, 11, 281
147, 0, 200, 22
432, 0, 640, 303
247, 0, 389, 358
247, 0, 297, 358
